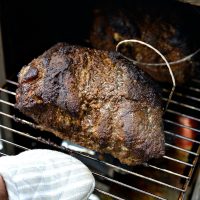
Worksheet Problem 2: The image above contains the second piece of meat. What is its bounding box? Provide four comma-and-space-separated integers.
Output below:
90, 9, 195, 84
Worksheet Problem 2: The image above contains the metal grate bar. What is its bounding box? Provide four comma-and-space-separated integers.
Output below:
0, 124, 38, 141
163, 88, 200, 102
93, 172, 167, 200
6, 79, 18, 86
145, 164, 189, 179
0, 138, 29, 150
184, 86, 200, 93
165, 143, 199, 156
164, 119, 200, 133
0, 99, 15, 107
0, 111, 42, 129
0, 152, 7, 156
165, 130, 200, 144
167, 109, 200, 122
0, 88, 16, 96
163, 97, 200, 112
163, 156, 193, 167
94, 188, 126, 200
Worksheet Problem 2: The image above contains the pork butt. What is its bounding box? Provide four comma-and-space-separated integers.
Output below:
16, 43, 165, 165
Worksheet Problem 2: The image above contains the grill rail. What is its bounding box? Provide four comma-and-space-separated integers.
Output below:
1, 79, 200, 200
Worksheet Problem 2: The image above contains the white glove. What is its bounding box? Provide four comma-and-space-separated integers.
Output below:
0, 149, 95, 200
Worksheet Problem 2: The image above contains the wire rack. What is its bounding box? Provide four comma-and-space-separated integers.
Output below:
0, 78, 200, 200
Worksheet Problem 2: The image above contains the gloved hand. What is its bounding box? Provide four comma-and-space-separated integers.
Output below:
0, 149, 95, 200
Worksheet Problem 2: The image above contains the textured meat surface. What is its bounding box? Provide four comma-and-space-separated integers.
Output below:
16, 43, 164, 165
90, 9, 195, 84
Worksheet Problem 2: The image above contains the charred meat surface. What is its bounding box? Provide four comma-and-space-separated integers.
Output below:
16, 43, 164, 165
90, 9, 195, 84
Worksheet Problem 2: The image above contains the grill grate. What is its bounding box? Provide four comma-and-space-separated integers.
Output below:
0, 78, 200, 200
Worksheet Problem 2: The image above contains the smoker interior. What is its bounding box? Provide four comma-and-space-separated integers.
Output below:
1, 0, 200, 199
